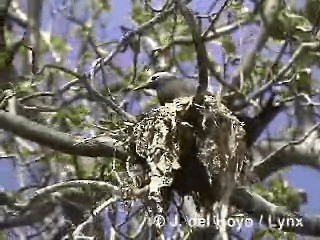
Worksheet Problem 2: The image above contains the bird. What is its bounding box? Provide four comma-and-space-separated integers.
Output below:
134, 72, 198, 105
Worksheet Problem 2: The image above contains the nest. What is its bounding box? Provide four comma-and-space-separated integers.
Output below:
126, 95, 248, 211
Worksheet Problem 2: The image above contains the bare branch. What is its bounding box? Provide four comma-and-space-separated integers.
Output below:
95, 4, 175, 75
37, 64, 82, 78
175, 0, 208, 93
172, 19, 252, 45
202, 0, 230, 38
230, 0, 283, 90
248, 42, 320, 100
81, 73, 137, 123
230, 26, 269, 89
34, 180, 119, 196
18, 92, 54, 103
232, 187, 320, 236
0, 111, 128, 159
257, 122, 320, 167
253, 123, 320, 179
35, 63, 137, 122
73, 197, 119, 238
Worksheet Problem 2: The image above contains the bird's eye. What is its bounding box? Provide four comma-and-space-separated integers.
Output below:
151, 75, 159, 81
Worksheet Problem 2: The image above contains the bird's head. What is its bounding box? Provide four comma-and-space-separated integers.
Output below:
134, 72, 177, 91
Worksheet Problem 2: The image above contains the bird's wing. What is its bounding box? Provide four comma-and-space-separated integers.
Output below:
179, 80, 197, 96
157, 80, 197, 105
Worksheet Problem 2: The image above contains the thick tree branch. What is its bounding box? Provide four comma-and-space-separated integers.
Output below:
0, 180, 120, 230
175, 0, 208, 93
0, 111, 128, 160
232, 187, 320, 236
254, 144, 320, 180
252, 123, 320, 180
239, 94, 283, 147
253, 130, 320, 180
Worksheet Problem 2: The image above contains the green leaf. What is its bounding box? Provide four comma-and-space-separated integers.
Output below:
294, 68, 313, 93
54, 105, 90, 127
252, 175, 304, 211
99, 0, 111, 11
253, 228, 269, 240
51, 36, 72, 54
83, 51, 94, 61
268, 9, 313, 40
0, 52, 7, 69
282, 12, 313, 40
305, 0, 320, 25
220, 35, 236, 54
132, 1, 153, 24
176, 46, 195, 62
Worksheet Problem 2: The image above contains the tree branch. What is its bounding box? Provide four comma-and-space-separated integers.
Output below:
239, 93, 283, 147
230, 0, 283, 90
0, 180, 120, 230
175, 0, 208, 93
253, 124, 320, 180
232, 187, 320, 236
0, 111, 128, 160
230, 25, 269, 90
96, 4, 175, 75
172, 19, 252, 46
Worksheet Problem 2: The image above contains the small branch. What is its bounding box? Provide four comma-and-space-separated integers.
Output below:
277, 92, 320, 106
34, 180, 119, 197
206, 54, 238, 91
248, 42, 320, 101
18, 92, 54, 103
229, 0, 285, 90
172, 19, 252, 46
230, 26, 269, 89
35, 62, 137, 123
36, 64, 82, 78
202, 0, 230, 38
272, 40, 289, 68
242, 74, 295, 110
234, 41, 319, 111
255, 122, 320, 168
95, 4, 175, 75
73, 197, 119, 238
81, 73, 137, 123
297, 93, 320, 107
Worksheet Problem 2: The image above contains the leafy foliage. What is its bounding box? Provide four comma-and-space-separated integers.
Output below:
253, 175, 304, 212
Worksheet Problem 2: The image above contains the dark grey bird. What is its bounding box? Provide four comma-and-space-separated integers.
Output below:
134, 72, 197, 105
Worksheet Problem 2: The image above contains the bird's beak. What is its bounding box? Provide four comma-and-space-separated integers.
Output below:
133, 82, 151, 91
